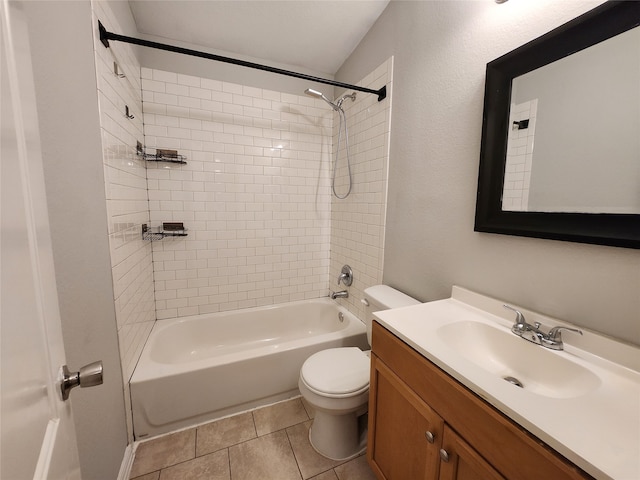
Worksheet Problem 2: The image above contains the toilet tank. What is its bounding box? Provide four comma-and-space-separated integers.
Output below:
362, 285, 420, 345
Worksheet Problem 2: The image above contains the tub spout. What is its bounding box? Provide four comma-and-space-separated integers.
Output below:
330, 290, 349, 299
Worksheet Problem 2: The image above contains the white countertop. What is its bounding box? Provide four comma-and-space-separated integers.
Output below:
373, 286, 640, 480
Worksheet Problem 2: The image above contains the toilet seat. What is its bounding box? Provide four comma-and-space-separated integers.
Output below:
300, 347, 370, 398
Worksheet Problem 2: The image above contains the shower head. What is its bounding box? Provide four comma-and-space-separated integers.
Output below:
304, 88, 324, 99
304, 88, 339, 111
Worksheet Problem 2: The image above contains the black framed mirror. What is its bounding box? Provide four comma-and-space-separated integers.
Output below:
475, 1, 640, 249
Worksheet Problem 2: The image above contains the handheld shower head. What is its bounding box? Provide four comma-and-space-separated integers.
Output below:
304, 87, 356, 199
304, 88, 324, 99
304, 88, 339, 111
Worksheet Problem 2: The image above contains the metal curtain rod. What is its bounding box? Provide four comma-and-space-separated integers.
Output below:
98, 22, 387, 102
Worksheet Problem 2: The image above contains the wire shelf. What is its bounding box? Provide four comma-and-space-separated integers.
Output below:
136, 145, 187, 165
142, 223, 188, 241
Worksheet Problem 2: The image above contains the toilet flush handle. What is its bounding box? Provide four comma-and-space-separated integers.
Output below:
361, 298, 369, 307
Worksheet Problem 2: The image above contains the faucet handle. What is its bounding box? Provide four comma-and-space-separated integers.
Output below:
337, 265, 353, 286
503, 304, 525, 324
547, 326, 583, 342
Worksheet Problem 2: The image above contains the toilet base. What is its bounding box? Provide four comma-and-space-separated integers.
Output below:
308, 410, 368, 461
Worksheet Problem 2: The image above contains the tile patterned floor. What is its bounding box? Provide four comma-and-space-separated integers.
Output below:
130, 397, 377, 480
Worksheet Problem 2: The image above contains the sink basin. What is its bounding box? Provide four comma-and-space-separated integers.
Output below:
436, 321, 601, 398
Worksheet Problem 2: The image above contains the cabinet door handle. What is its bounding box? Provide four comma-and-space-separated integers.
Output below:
439, 449, 450, 462
425, 431, 435, 443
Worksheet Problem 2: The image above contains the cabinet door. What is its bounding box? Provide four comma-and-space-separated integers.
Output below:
438, 425, 505, 480
368, 354, 444, 480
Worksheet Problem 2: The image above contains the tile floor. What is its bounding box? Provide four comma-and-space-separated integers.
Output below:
129, 397, 377, 480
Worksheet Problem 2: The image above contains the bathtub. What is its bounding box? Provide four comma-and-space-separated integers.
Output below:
130, 298, 369, 438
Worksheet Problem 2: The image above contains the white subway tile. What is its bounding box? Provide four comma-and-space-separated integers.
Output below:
166, 83, 190, 96
177, 73, 201, 87
153, 70, 178, 84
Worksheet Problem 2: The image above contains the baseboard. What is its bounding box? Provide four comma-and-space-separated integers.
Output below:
116, 443, 136, 480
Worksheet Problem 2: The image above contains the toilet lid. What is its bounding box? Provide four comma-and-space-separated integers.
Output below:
300, 347, 370, 396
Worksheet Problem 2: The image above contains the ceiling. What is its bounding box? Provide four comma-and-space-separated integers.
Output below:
128, 1, 390, 76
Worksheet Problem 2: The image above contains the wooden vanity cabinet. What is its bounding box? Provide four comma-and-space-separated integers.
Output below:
367, 322, 593, 480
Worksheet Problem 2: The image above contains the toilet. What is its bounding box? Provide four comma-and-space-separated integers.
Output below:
298, 285, 420, 460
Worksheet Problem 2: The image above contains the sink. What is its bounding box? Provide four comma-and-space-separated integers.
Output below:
436, 320, 601, 399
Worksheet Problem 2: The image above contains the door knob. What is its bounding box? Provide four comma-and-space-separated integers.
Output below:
60, 361, 103, 400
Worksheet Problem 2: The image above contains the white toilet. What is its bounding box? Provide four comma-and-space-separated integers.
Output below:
298, 285, 419, 460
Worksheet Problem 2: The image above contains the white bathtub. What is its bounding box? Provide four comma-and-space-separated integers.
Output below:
130, 298, 369, 438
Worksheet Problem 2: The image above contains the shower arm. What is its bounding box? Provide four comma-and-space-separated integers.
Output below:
98, 22, 387, 102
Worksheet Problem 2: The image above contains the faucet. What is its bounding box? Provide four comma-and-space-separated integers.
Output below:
331, 290, 349, 299
337, 265, 353, 286
503, 304, 582, 351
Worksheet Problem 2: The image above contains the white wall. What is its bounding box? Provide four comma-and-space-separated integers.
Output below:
336, 0, 640, 346
22, 1, 128, 478
140, 60, 393, 319
139, 34, 333, 97
141, 68, 332, 316
91, 0, 156, 440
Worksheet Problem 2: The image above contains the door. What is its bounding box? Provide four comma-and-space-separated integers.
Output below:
438, 426, 505, 480
368, 354, 443, 480
0, 1, 81, 478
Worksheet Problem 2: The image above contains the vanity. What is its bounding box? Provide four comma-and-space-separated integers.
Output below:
367, 287, 639, 480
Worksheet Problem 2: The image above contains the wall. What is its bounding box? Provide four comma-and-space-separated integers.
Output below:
141, 60, 393, 320
142, 68, 332, 317
139, 34, 333, 97
329, 58, 394, 319
91, 0, 156, 439
336, 0, 640, 346
22, 1, 128, 478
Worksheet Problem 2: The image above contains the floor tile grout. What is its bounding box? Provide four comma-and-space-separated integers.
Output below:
283, 424, 304, 480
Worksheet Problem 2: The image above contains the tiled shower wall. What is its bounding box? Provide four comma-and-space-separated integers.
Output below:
141, 69, 334, 318
91, 1, 156, 438
329, 58, 393, 320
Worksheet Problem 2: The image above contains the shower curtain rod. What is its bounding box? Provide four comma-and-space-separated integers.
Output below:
98, 22, 387, 102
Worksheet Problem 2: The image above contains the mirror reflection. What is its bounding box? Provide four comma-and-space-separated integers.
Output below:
501, 26, 640, 214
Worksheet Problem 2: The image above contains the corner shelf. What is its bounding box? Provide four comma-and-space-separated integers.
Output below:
137, 143, 187, 165
142, 153, 187, 165
142, 223, 188, 241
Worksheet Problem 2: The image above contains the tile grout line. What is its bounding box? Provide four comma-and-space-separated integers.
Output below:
283, 425, 305, 480
250, 410, 258, 438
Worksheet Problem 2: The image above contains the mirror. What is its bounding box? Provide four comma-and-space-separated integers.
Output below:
475, 1, 640, 249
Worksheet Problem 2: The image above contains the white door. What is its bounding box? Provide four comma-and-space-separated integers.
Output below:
1, 1, 81, 478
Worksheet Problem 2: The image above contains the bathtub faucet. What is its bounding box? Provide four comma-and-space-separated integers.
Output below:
330, 290, 349, 299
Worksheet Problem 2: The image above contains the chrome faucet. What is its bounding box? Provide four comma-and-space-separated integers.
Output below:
503, 304, 582, 351
331, 290, 349, 299
337, 265, 353, 286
